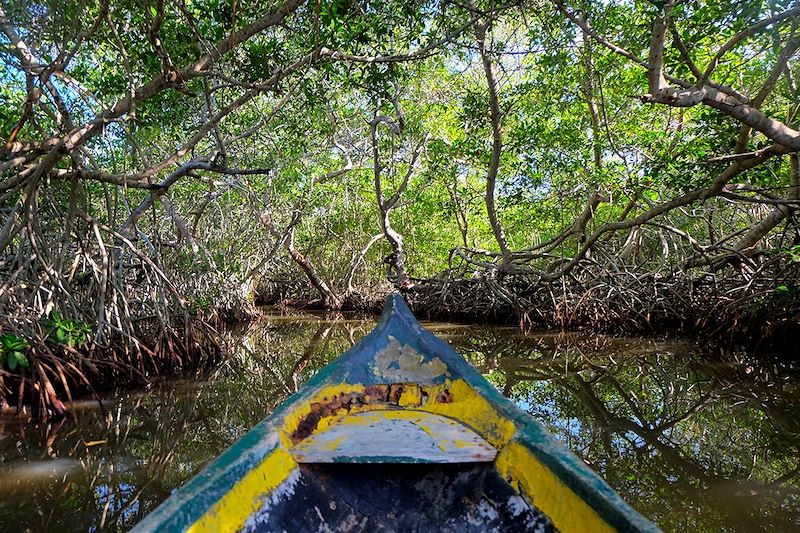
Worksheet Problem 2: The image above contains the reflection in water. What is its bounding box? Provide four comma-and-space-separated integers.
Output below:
0, 309, 798, 532
451, 331, 800, 532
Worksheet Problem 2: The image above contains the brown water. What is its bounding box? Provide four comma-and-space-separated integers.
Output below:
0, 309, 799, 532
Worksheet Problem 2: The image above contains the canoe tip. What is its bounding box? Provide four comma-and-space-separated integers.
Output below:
381, 292, 413, 318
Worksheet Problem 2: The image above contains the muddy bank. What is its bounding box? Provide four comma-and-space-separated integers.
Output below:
263, 270, 800, 356
405, 278, 798, 355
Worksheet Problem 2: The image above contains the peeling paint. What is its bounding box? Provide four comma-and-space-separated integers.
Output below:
288, 385, 388, 443
240, 468, 301, 533
374, 337, 448, 382
506, 494, 530, 518
290, 410, 497, 464
287, 383, 427, 444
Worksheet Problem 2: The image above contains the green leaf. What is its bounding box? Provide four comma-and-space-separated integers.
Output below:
7, 353, 16, 370
11, 339, 26, 350
16, 353, 28, 368
2, 335, 27, 351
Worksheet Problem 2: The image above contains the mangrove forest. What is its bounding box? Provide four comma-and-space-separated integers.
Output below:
2, 0, 800, 531
0, 0, 799, 444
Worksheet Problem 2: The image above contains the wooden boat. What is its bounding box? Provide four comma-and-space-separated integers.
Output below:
134, 294, 657, 532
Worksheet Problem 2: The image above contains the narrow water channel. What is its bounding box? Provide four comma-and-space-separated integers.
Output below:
1, 309, 798, 532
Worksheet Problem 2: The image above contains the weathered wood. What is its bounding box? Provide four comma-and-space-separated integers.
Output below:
290, 410, 497, 463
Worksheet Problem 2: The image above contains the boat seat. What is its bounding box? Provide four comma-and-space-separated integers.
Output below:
290, 410, 497, 464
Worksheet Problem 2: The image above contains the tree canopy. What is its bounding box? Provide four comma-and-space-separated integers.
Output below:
1, 0, 799, 410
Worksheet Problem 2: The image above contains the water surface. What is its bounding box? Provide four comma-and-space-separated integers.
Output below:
0, 309, 798, 532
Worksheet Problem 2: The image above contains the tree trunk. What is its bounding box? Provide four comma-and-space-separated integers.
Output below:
370, 114, 423, 290
474, 19, 511, 267
260, 211, 341, 308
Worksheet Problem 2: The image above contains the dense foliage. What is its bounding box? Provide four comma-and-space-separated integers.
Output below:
0, 0, 798, 410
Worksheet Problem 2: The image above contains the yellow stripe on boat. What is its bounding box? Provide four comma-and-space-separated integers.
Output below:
188, 448, 296, 533
421, 379, 518, 448
279, 379, 517, 448
497, 441, 614, 533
